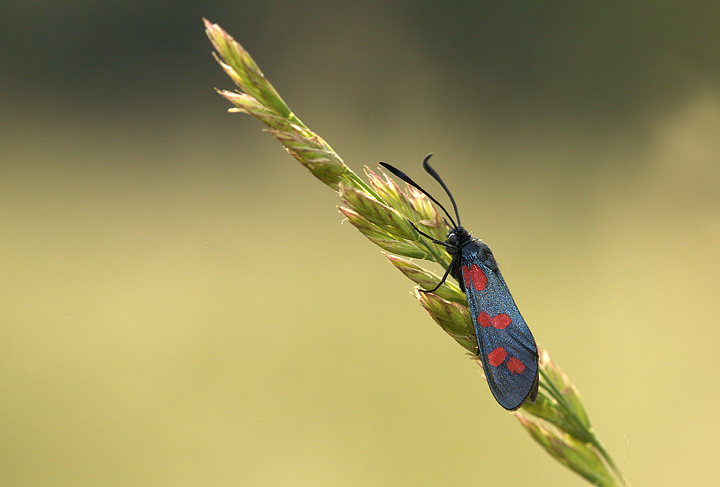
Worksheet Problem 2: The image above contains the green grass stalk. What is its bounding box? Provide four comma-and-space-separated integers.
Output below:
204, 19, 629, 487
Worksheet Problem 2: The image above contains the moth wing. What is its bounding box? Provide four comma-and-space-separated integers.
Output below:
463, 260, 539, 410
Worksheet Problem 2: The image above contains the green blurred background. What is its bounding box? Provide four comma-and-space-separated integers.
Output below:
2, 2, 720, 486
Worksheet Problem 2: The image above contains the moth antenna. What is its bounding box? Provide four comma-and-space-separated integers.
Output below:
421, 154, 462, 228
379, 157, 458, 229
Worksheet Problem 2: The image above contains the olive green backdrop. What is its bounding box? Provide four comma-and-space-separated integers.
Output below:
2, 2, 719, 486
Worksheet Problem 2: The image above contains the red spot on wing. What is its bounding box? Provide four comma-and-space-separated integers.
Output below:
463, 264, 487, 291
477, 312, 512, 329
478, 312, 492, 328
487, 347, 507, 366
506, 357, 526, 374
469, 264, 487, 290
487, 350, 526, 374
491, 313, 511, 329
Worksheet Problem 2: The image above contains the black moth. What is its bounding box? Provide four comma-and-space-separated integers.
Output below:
380, 154, 538, 410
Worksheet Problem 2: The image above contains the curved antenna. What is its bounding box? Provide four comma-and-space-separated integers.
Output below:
421, 154, 462, 228
379, 154, 458, 229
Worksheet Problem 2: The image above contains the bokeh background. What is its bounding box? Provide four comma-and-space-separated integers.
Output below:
3, 2, 720, 486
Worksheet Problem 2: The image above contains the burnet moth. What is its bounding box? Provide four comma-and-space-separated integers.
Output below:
380, 154, 539, 410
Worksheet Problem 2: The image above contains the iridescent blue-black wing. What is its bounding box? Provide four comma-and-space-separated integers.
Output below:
459, 243, 538, 410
